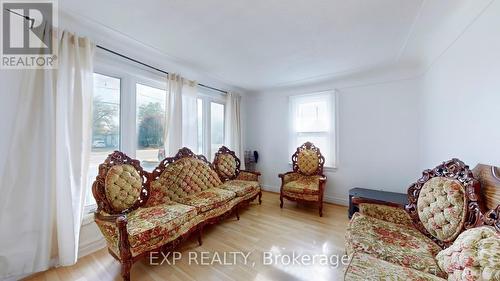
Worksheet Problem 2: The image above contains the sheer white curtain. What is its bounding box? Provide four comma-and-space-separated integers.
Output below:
0, 31, 94, 279
165, 73, 199, 155
165, 73, 183, 155
224, 92, 245, 169
182, 80, 199, 152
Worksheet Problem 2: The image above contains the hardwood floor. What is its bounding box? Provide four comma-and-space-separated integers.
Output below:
24, 191, 350, 281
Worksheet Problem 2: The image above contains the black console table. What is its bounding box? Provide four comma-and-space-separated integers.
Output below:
348, 187, 408, 219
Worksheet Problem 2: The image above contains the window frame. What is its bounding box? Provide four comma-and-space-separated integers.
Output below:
289, 90, 339, 170
84, 53, 167, 213
196, 88, 226, 160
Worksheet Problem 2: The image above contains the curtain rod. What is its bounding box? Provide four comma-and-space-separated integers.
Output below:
96, 45, 228, 94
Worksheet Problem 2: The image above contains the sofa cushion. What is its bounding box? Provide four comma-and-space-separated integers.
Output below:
176, 188, 236, 213
346, 213, 445, 277
417, 177, 466, 242
345, 252, 446, 281
283, 175, 320, 194
359, 203, 413, 227
436, 226, 500, 281
219, 180, 259, 197
126, 203, 197, 248
105, 164, 143, 211
297, 148, 320, 175
147, 157, 223, 206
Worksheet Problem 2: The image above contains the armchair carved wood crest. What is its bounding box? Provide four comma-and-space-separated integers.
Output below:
279, 142, 327, 217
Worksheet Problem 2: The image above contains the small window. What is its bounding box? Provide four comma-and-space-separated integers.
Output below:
135, 83, 167, 170
85, 73, 121, 210
290, 92, 337, 168
197, 98, 203, 154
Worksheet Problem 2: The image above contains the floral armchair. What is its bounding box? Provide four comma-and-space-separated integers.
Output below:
213, 146, 262, 204
344, 159, 500, 281
278, 142, 327, 217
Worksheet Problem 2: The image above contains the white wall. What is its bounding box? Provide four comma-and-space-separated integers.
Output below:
419, 0, 500, 169
246, 78, 421, 205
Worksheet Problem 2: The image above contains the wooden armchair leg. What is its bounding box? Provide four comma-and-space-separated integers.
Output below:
280, 194, 284, 208
258, 191, 262, 204
235, 207, 240, 220
121, 261, 131, 281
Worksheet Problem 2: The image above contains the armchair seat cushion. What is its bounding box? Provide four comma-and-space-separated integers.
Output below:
282, 175, 321, 195
220, 180, 260, 197
346, 213, 445, 277
176, 188, 237, 213
345, 252, 446, 281
126, 203, 197, 248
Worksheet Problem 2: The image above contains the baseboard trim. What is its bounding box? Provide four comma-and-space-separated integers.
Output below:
261, 184, 348, 206
78, 238, 106, 258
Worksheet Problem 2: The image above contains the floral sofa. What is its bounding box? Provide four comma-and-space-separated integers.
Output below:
279, 142, 327, 216
212, 145, 262, 204
92, 148, 261, 281
344, 159, 500, 281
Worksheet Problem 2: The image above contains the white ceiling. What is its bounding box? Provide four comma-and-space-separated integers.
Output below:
60, 0, 485, 92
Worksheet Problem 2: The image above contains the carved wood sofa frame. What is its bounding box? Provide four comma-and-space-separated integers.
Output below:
93, 148, 260, 281
279, 142, 327, 217
212, 145, 263, 204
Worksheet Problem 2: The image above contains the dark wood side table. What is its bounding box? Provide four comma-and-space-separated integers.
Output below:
348, 187, 408, 219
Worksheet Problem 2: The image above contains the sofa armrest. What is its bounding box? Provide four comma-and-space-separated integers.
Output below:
94, 212, 131, 259
278, 171, 301, 186
358, 203, 413, 227
237, 170, 261, 181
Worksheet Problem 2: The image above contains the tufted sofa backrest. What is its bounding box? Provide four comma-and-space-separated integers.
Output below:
406, 159, 483, 247
147, 147, 223, 206
292, 142, 325, 176
92, 151, 149, 214
213, 146, 241, 181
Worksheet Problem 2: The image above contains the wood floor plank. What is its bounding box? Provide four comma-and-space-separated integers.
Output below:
23, 191, 349, 281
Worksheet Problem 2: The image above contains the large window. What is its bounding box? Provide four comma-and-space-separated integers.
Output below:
85, 73, 121, 209
135, 83, 166, 170
289, 91, 337, 168
83, 60, 226, 212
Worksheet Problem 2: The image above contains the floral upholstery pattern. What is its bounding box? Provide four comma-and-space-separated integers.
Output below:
126, 203, 197, 248
297, 148, 320, 175
283, 175, 321, 194
346, 213, 445, 277
282, 190, 319, 201
215, 153, 238, 180
220, 180, 260, 197
147, 158, 223, 206
436, 226, 500, 281
130, 216, 199, 257
105, 164, 143, 211
417, 177, 466, 242
176, 188, 236, 213
359, 203, 413, 227
236, 171, 259, 182
345, 252, 446, 281
95, 218, 120, 256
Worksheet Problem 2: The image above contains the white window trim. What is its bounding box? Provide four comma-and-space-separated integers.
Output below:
288, 90, 339, 171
